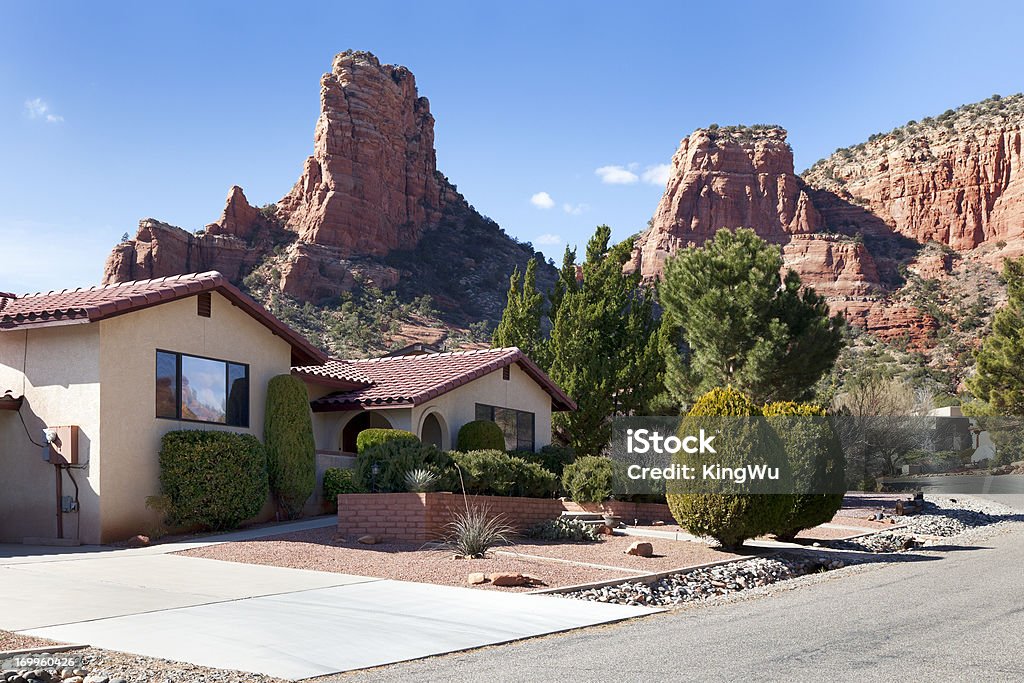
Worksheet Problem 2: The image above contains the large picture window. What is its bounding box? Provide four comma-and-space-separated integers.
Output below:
475, 403, 535, 451
156, 350, 249, 427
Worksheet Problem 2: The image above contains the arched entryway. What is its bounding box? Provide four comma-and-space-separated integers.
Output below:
341, 411, 393, 453
418, 410, 449, 450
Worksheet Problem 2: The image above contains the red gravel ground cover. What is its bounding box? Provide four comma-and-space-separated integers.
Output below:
500, 535, 742, 572
0, 630, 64, 652
178, 527, 641, 591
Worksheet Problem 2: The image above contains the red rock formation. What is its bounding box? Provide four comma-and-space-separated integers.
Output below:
834, 301, 938, 351
806, 126, 1024, 251
103, 218, 266, 284
206, 185, 261, 240
276, 50, 456, 255
630, 126, 821, 280
781, 236, 880, 298
103, 51, 470, 293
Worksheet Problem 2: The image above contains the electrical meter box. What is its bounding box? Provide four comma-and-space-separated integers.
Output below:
46, 425, 79, 465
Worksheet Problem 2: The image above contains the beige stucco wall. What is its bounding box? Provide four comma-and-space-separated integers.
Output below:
315, 363, 554, 456
0, 325, 102, 543
96, 292, 294, 542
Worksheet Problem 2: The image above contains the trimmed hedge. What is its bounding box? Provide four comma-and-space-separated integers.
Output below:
356, 428, 418, 454
159, 430, 268, 531
666, 387, 792, 549
562, 455, 614, 504
521, 444, 576, 478
264, 374, 316, 519
450, 450, 557, 498
763, 401, 846, 541
355, 439, 453, 493
457, 420, 506, 451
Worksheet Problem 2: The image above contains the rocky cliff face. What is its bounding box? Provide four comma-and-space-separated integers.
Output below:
103, 51, 549, 344
803, 95, 1024, 250
276, 51, 457, 254
630, 125, 881, 299
630, 126, 821, 280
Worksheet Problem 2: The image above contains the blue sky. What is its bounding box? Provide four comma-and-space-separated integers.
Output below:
3, 1, 1024, 293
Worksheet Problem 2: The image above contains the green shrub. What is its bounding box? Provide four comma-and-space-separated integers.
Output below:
520, 444, 576, 478
456, 420, 506, 451
562, 455, 614, 504
508, 457, 558, 498
264, 374, 316, 519
355, 439, 452, 493
450, 450, 558, 498
323, 467, 362, 506
356, 428, 418, 454
527, 517, 600, 542
666, 387, 792, 549
763, 401, 846, 541
451, 449, 514, 495
159, 430, 268, 531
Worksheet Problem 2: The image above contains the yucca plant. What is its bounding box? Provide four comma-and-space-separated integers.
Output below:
404, 468, 439, 493
443, 504, 516, 558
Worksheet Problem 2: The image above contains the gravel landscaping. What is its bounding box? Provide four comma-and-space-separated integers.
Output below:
0, 631, 64, 654
562, 555, 853, 607
499, 535, 742, 573
823, 496, 1023, 553
178, 527, 639, 591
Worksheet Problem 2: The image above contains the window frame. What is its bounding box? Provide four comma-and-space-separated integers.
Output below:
474, 402, 535, 451
156, 349, 250, 428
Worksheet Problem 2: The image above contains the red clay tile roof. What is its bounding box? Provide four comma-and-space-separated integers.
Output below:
0, 272, 327, 366
297, 347, 576, 412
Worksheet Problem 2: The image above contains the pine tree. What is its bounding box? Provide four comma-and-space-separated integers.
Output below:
492, 258, 545, 361
659, 228, 844, 405
969, 256, 1024, 414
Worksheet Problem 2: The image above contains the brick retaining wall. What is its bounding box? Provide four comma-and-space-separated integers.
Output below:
337, 493, 672, 542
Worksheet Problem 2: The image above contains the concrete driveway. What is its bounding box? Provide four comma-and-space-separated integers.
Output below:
0, 520, 659, 680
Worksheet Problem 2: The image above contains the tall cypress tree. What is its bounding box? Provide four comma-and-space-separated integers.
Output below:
547, 226, 662, 455
493, 258, 545, 362
659, 228, 844, 405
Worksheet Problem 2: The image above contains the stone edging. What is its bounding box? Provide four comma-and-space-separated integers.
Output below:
0, 643, 88, 657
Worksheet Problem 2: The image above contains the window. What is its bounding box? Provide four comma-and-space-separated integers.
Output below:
156, 350, 249, 427
475, 403, 535, 451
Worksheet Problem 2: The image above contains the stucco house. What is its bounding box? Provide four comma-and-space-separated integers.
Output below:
294, 347, 576, 457
0, 272, 326, 545
1, 271, 574, 545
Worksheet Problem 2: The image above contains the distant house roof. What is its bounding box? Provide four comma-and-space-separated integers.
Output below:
0, 271, 327, 366
383, 342, 443, 357
295, 347, 576, 412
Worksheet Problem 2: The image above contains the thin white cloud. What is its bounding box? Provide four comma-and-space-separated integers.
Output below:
642, 163, 672, 186
536, 233, 563, 246
530, 191, 555, 209
595, 165, 639, 184
24, 98, 64, 123
562, 203, 588, 215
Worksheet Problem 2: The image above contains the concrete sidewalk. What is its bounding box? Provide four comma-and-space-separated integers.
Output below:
0, 525, 659, 680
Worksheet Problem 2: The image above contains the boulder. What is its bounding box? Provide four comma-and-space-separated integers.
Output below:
626, 541, 654, 557
466, 572, 488, 585
357, 535, 378, 545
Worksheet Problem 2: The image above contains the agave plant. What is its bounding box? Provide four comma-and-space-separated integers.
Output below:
443, 504, 516, 558
404, 467, 439, 493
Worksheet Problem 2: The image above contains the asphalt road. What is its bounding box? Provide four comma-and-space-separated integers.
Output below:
342, 501, 1024, 683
